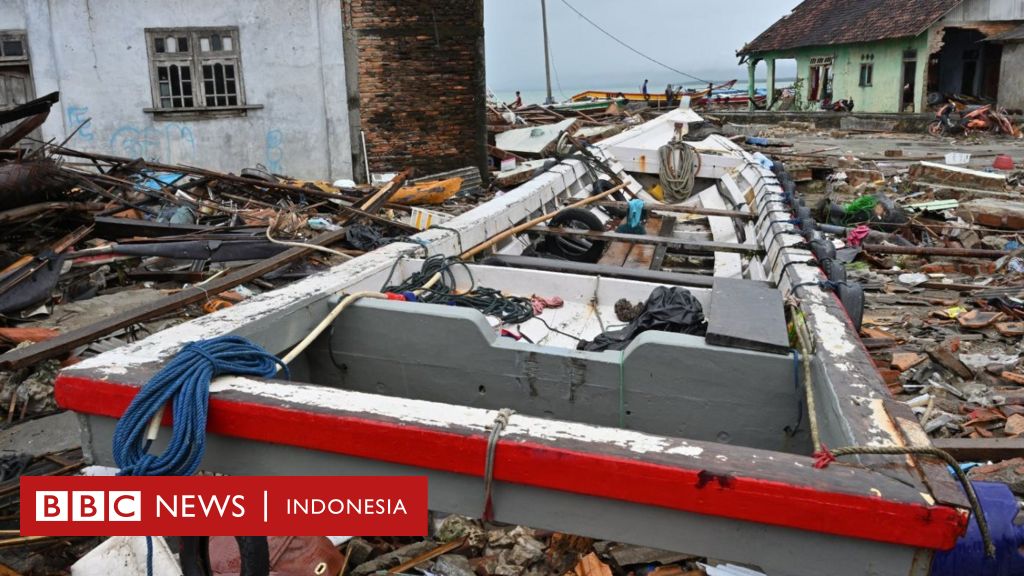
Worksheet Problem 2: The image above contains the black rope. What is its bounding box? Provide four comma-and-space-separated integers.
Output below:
791, 279, 845, 294
430, 225, 465, 255
756, 208, 794, 230
759, 223, 801, 252
756, 193, 787, 213
383, 255, 535, 325
778, 259, 819, 283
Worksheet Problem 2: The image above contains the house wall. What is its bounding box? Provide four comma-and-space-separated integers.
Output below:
998, 42, 1024, 109
6, 0, 353, 180
345, 0, 487, 178
929, 0, 1023, 103
758, 35, 930, 113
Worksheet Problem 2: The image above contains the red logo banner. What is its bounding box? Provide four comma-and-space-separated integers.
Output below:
21, 476, 428, 536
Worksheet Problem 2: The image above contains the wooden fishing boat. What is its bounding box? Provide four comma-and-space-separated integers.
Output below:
570, 80, 765, 109
57, 107, 1018, 575
548, 98, 628, 114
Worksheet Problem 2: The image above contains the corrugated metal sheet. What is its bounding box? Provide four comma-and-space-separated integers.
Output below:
740, 0, 964, 55
941, 0, 1024, 23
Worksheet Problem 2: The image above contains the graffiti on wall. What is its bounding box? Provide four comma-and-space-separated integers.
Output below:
109, 123, 197, 164
265, 129, 284, 174
62, 105, 288, 171
66, 106, 95, 141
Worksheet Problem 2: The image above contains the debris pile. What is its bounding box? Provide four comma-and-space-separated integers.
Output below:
761, 121, 1024, 494
0, 95, 498, 423
335, 516, 749, 576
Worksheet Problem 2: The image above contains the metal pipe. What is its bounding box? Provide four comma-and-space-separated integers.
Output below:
541, 0, 555, 105
861, 244, 1010, 258
817, 224, 914, 247
596, 201, 753, 220
360, 130, 371, 183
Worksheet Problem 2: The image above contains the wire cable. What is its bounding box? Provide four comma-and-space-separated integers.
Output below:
383, 255, 535, 325
558, 0, 710, 85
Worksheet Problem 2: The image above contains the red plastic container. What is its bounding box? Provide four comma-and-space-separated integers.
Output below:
993, 154, 1015, 170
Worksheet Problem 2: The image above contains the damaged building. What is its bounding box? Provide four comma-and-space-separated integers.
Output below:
738, 0, 1024, 113
0, 0, 486, 180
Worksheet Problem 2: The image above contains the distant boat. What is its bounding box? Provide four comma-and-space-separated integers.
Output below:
548, 98, 628, 114
569, 80, 767, 109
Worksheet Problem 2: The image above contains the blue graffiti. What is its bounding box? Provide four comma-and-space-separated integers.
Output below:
66, 106, 94, 141
265, 129, 284, 173
109, 123, 196, 164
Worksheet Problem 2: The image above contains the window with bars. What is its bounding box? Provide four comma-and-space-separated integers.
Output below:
0, 31, 28, 63
145, 28, 245, 111
859, 63, 874, 87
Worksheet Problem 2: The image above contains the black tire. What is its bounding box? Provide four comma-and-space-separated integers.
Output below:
543, 208, 607, 263
927, 120, 945, 137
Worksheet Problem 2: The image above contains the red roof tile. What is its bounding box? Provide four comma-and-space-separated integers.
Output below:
739, 0, 964, 55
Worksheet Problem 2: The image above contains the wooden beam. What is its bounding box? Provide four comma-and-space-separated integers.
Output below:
531, 227, 763, 255
0, 227, 357, 371
460, 183, 628, 260
649, 216, 676, 271
50, 147, 416, 233
595, 201, 754, 220
931, 437, 1024, 462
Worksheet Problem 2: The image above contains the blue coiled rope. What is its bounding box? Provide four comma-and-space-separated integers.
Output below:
113, 335, 288, 477
112, 335, 286, 575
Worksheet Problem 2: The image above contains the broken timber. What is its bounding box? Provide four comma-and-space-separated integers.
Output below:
0, 226, 351, 370
931, 437, 1024, 462
0, 169, 413, 370
531, 227, 764, 255
861, 244, 1010, 258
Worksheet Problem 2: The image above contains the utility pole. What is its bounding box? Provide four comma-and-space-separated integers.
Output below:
541, 0, 555, 105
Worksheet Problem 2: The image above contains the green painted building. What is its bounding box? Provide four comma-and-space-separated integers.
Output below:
738, 0, 1024, 113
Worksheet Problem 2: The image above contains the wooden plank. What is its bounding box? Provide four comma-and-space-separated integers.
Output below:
531, 227, 763, 255
649, 216, 677, 271
886, 401, 970, 509
52, 148, 416, 233
931, 437, 1024, 463
598, 217, 662, 269
695, 186, 743, 278
0, 227, 353, 371
358, 168, 411, 213
93, 216, 215, 238
481, 255, 717, 288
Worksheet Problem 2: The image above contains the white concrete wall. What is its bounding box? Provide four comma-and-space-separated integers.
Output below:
8, 0, 352, 179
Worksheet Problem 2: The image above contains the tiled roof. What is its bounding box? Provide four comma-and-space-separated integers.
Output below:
739, 0, 964, 55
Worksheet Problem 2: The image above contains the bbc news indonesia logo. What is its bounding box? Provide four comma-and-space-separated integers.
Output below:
21, 476, 427, 536
36, 490, 141, 522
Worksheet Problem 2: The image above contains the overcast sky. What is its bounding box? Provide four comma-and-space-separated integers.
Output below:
484, 0, 801, 96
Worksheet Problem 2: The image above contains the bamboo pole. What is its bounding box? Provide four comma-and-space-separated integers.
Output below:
459, 183, 628, 260
595, 201, 753, 220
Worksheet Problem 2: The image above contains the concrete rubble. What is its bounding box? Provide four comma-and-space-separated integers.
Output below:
732, 114, 1024, 498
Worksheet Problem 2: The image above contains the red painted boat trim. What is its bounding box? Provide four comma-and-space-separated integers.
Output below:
57, 374, 967, 550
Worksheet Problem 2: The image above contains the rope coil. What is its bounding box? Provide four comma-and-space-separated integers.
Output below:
113, 335, 287, 477
658, 139, 698, 203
